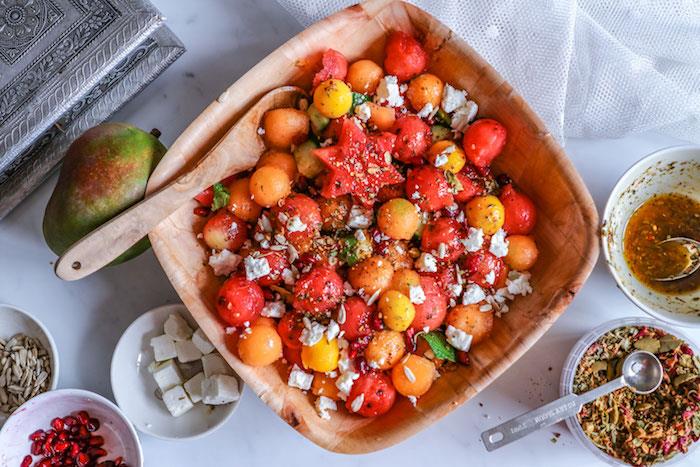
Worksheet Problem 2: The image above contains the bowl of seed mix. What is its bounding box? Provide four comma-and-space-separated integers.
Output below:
561, 318, 700, 466
0, 304, 59, 426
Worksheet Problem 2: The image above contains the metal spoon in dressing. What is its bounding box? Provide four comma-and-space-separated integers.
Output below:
54, 86, 307, 281
480, 350, 663, 452
653, 237, 700, 282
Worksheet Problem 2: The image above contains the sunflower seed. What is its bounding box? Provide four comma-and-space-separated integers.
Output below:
0, 333, 52, 416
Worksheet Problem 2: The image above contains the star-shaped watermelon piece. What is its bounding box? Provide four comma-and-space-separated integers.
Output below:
313, 118, 404, 205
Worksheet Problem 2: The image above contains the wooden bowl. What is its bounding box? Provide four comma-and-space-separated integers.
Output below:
146, 0, 599, 453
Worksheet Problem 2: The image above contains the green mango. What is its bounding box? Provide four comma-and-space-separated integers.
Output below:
43, 122, 167, 265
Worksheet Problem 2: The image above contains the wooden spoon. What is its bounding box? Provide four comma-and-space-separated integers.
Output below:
54, 86, 307, 281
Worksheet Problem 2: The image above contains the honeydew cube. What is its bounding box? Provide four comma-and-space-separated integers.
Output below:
162, 385, 194, 417
150, 334, 177, 362
175, 339, 202, 363
201, 375, 240, 405
201, 353, 233, 377
191, 328, 215, 355
164, 314, 193, 341
184, 372, 205, 403
148, 359, 183, 391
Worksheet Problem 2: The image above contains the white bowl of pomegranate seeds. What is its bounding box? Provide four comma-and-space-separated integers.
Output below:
0, 388, 142, 467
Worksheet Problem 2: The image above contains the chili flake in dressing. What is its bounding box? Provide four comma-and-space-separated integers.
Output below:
623, 193, 700, 294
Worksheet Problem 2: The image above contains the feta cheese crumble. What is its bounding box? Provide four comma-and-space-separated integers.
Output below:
415, 252, 438, 272
288, 365, 314, 390
506, 271, 533, 296
335, 371, 359, 397
416, 102, 434, 119
407, 395, 418, 407
451, 101, 478, 132
326, 320, 340, 341
244, 255, 270, 281
300, 317, 327, 346
462, 227, 484, 252
409, 284, 426, 304
261, 300, 286, 318
208, 249, 241, 276
375, 75, 404, 107
489, 229, 509, 258
286, 215, 307, 233
355, 102, 372, 122
441, 84, 468, 113
462, 284, 486, 305
484, 270, 496, 285
347, 205, 373, 229
315, 396, 337, 420
445, 325, 473, 352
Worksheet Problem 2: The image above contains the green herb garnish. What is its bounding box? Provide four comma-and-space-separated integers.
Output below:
352, 92, 370, 107
211, 183, 230, 211
339, 236, 361, 266
435, 108, 452, 126
422, 331, 457, 362
444, 170, 464, 194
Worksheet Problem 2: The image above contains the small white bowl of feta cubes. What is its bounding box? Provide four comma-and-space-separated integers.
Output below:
110, 304, 243, 440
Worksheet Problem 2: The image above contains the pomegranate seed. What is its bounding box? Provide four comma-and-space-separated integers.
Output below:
43, 439, 53, 455
77, 411, 90, 425
369, 313, 383, 331
37, 460, 51, 467
403, 328, 416, 352
88, 435, 104, 447
53, 440, 69, 452
86, 418, 100, 432
51, 418, 64, 431
193, 206, 210, 217
356, 357, 370, 374
70, 442, 80, 457
457, 350, 470, 366
50, 455, 62, 465
29, 429, 45, 441
115, 457, 123, 464
76, 453, 89, 466
58, 431, 68, 441
63, 416, 78, 426
78, 426, 89, 439
20, 455, 32, 467
89, 447, 107, 458
64, 459, 74, 466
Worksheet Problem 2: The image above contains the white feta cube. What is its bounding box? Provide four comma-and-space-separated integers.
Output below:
183, 372, 205, 403
208, 249, 241, 276
150, 334, 177, 362
261, 300, 286, 318
191, 328, 215, 355
451, 101, 478, 132
415, 252, 438, 272
445, 325, 473, 352
175, 339, 203, 363
244, 254, 271, 281
148, 359, 183, 391
164, 314, 193, 342
201, 374, 240, 405
162, 385, 194, 417
201, 353, 233, 377
441, 84, 467, 113
489, 228, 509, 258
288, 365, 314, 390
375, 75, 404, 107
315, 396, 337, 420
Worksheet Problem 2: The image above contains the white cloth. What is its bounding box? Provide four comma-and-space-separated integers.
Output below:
277, 0, 700, 144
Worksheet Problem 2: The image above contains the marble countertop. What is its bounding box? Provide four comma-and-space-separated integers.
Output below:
1, 0, 698, 465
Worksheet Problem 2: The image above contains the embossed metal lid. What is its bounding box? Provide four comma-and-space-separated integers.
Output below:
0, 0, 184, 219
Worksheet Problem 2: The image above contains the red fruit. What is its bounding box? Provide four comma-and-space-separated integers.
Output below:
70, 442, 80, 457
454, 168, 485, 203
313, 119, 403, 205
271, 193, 322, 252
216, 275, 265, 326
462, 119, 507, 168
77, 411, 90, 425
499, 184, 537, 235
421, 217, 465, 262
463, 250, 507, 289
392, 115, 431, 165
50, 417, 64, 431
21, 455, 32, 467
312, 49, 348, 88
337, 296, 373, 341
86, 418, 100, 432
53, 440, 69, 452
283, 345, 304, 369
347, 335, 371, 359
88, 447, 107, 458
405, 166, 454, 212
292, 265, 344, 315
345, 371, 397, 417
384, 31, 429, 82
247, 248, 289, 286
29, 429, 45, 441
202, 210, 248, 252
193, 206, 210, 217
409, 276, 447, 331
32, 440, 43, 454
277, 311, 305, 349
457, 351, 471, 365
76, 453, 89, 466
37, 460, 51, 467
194, 187, 214, 206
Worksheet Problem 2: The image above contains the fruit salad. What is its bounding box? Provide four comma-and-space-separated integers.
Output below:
193, 31, 539, 419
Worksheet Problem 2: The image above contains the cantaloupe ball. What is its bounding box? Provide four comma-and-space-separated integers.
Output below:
238, 325, 282, 367
391, 354, 435, 397
249, 166, 291, 207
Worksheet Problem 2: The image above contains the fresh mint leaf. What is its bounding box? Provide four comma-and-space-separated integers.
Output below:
339, 236, 360, 266
352, 92, 370, 107
211, 183, 230, 211
422, 331, 457, 362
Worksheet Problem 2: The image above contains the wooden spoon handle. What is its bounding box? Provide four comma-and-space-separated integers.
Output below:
54, 151, 244, 281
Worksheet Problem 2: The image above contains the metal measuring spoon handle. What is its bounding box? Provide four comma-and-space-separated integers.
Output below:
480, 377, 624, 451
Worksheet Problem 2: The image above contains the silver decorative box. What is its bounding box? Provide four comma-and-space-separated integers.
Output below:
0, 0, 185, 219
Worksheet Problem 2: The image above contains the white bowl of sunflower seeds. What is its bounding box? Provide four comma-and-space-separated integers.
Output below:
0, 303, 59, 426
